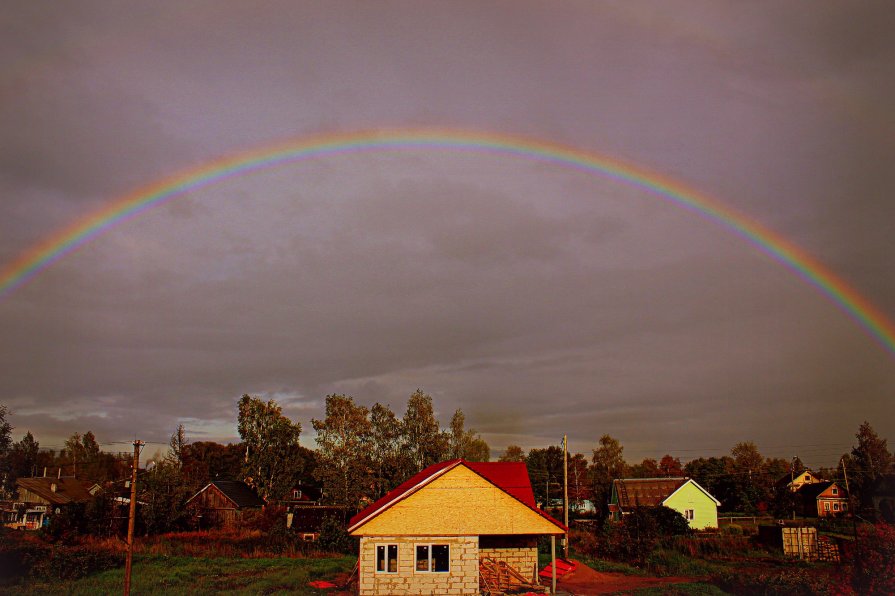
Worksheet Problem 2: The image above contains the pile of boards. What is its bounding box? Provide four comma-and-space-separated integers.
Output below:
479, 557, 547, 595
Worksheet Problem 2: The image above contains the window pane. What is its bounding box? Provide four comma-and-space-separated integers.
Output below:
416, 545, 430, 571
388, 544, 398, 573
432, 545, 449, 572
376, 546, 385, 572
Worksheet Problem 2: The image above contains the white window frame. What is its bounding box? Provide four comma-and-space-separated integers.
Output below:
684, 509, 695, 521
375, 543, 399, 574
833, 502, 840, 511
824, 502, 830, 511
832, 488, 838, 496
414, 543, 450, 573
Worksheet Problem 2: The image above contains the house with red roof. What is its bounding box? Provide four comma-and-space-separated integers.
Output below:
348, 459, 566, 596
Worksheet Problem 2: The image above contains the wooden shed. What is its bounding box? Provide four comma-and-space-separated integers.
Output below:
185, 480, 265, 528
348, 459, 566, 596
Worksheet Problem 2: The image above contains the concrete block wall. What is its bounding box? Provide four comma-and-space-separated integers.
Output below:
479, 545, 539, 583
358, 535, 479, 595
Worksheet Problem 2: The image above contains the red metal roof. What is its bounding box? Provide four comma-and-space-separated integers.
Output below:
348, 459, 565, 533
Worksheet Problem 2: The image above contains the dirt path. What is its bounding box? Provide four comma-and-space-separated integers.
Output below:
555, 561, 699, 595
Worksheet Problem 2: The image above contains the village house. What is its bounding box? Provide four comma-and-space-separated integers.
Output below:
14, 476, 102, 529
795, 481, 849, 517
608, 477, 720, 530
348, 458, 566, 596
185, 480, 265, 528
776, 469, 824, 493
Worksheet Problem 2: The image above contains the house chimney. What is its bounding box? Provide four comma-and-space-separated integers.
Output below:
43, 467, 47, 477
51, 483, 58, 493
58, 468, 62, 479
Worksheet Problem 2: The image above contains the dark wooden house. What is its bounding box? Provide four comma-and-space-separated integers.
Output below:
186, 480, 265, 528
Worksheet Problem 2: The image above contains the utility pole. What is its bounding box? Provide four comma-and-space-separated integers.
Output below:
563, 434, 569, 560
124, 439, 143, 596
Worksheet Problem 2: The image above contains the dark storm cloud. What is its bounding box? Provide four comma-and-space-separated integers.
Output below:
1, 1, 893, 461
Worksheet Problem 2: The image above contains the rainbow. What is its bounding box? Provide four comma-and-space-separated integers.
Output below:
2, 128, 894, 357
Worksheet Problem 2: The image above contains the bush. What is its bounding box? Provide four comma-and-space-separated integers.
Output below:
847, 522, 895, 595
713, 567, 838, 595
723, 523, 743, 536
317, 514, 356, 554
0, 530, 123, 583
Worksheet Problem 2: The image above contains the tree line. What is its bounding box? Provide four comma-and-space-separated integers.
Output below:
1, 400, 891, 528
510, 421, 892, 518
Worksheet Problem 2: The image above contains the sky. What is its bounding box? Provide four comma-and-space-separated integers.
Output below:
1, 1, 894, 469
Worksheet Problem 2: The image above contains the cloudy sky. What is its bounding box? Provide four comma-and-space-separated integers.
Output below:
2, 1, 893, 467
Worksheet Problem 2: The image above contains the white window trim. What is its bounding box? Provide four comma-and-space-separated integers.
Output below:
684, 509, 695, 520
824, 502, 830, 511
375, 543, 399, 574
414, 543, 450, 574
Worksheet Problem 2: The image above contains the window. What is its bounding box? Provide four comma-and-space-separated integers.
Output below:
292, 489, 301, 499
684, 509, 695, 520
824, 502, 830, 511
843, 503, 848, 510
376, 544, 398, 573
832, 488, 838, 496
415, 544, 449, 572
833, 503, 840, 511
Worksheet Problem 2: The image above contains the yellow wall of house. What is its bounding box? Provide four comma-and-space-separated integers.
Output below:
352, 465, 563, 536
663, 481, 718, 530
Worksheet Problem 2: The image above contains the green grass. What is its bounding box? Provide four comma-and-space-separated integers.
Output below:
12, 554, 357, 595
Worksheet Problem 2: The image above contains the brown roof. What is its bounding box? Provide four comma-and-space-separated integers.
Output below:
17, 477, 99, 505
613, 478, 689, 509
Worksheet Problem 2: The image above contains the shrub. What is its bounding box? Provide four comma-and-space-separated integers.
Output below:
847, 522, 895, 595
713, 567, 838, 595
723, 523, 743, 536
317, 514, 356, 554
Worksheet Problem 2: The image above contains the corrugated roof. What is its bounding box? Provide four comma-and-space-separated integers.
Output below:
16, 477, 98, 505
349, 459, 565, 532
613, 478, 689, 509
209, 480, 266, 508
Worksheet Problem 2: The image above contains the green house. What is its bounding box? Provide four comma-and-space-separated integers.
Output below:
609, 477, 720, 530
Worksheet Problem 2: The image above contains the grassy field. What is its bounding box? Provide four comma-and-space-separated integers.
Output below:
8, 553, 357, 595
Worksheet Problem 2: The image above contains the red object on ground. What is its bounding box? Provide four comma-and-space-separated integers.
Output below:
308, 580, 338, 589
538, 558, 579, 579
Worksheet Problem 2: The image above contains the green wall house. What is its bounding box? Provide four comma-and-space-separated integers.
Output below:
608, 477, 720, 530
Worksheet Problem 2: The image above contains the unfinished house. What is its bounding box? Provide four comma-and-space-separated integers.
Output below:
348, 459, 566, 596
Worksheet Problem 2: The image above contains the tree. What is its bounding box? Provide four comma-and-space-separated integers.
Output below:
0, 404, 11, 456
312, 394, 373, 509
183, 441, 244, 485
727, 442, 765, 513
568, 453, 593, 510
447, 408, 490, 462
658, 455, 683, 477
401, 389, 447, 471
61, 432, 85, 476
499, 445, 526, 462
851, 421, 893, 507
369, 402, 407, 498
590, 435, 627, 518
0, 407, 14, 496
237, 394, 303, 501
630, 458, 659, 478
527, 446, 564, 507
684, 456, 736, 511
167, 424, 188, 468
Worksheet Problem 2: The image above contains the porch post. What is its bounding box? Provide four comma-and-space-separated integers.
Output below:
551, 535, 556, 594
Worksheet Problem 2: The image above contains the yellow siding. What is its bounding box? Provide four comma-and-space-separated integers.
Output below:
352, 465, 563, 536
663, 481, 718, 530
